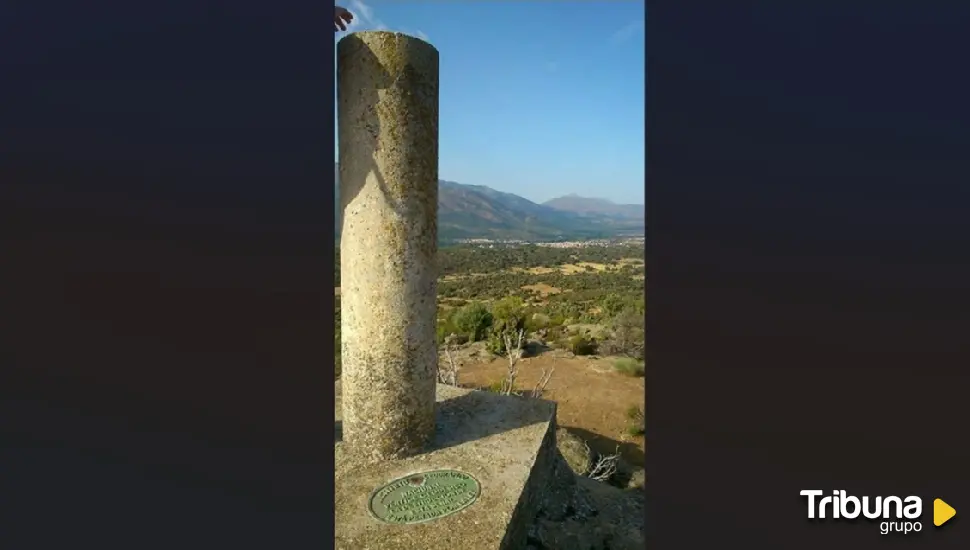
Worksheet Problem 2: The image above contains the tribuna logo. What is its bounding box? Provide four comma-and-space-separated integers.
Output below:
800, 490, 923, 535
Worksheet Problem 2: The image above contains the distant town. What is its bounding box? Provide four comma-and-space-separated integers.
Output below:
452, 236, 645, 249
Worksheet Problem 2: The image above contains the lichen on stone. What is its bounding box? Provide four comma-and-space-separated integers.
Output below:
337, 30, 441, 462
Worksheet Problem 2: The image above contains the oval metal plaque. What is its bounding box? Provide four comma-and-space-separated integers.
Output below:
368, 469, 481, 525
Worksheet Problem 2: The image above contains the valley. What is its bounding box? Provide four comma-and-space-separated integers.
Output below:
335, 164, 645, 242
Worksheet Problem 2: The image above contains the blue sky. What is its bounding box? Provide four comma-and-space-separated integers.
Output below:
335, 0, 645, 204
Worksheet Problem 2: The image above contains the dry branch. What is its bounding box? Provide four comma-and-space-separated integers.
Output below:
584, 442, 621, 482
501, 328, 525, 395
437, 333, 462, 386
531, 367, 555, 399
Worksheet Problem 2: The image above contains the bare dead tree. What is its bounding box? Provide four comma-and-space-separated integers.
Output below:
438, 333, 461, 387
530, 367, 555, 399
501, 328, 525, 396
584, 442, 621, 482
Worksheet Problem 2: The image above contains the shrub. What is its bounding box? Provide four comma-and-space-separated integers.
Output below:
548, 300, 581, 321
443, 330, 470, 346
595, 339, 623, 356
486, 331, 503, 355
488, 297, 526, 356
579, 311, 599, 324
610, 308, 645, 359
625, 405, 645, 436
452, 301, 493, 342
600, 293, 626, 318
545, 325, 565, 341
491, 296, 525, 325
435, 323, 449, 345
569, 334, 597, 356
613, 358, 645, 377
524, 312, 549, 333
487, 328, 525, 356
485, 378, 505, 393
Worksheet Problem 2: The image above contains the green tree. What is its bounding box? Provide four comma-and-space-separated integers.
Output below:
491, 296, 525, 324
487, 297, 526, 355
452, 301, 493, 342
600, 293, 626, 318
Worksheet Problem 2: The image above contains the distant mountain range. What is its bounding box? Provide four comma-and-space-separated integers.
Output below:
335, 164, 643, 241
543, 194, 644, 220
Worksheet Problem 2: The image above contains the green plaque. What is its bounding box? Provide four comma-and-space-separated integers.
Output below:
368, 470, 481, 525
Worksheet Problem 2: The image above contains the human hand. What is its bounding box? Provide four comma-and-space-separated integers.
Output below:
334, 6, 353, 32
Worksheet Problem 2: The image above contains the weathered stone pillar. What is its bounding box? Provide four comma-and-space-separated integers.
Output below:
337, 31, 439, 461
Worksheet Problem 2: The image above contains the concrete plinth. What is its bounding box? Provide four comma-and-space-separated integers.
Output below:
336, 31, 440, 461
334, 382, 558, 550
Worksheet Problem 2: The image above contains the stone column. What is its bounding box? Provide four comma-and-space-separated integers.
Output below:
337, 31, 439, 461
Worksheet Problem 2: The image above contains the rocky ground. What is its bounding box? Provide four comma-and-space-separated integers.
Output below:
444, 340, 646, 473
527, 437, 645, 550
441, 340, 647, 549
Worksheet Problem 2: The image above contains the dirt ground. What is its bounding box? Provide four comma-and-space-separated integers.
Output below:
457, 352, 646, 469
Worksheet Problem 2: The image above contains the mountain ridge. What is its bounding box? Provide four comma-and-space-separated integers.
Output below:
543, 194, 643, 220
335, 164, 643, 241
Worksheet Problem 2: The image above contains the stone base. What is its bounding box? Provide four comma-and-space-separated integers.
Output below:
335, 381, 558, 550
